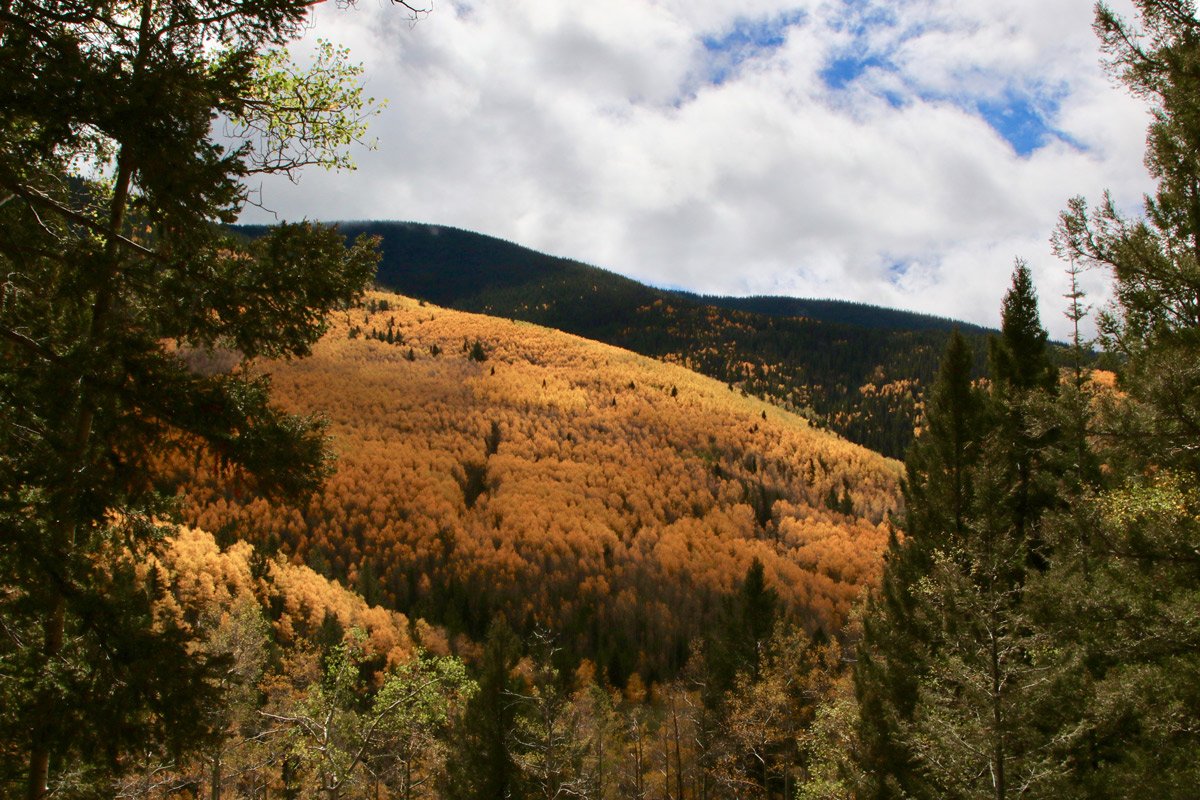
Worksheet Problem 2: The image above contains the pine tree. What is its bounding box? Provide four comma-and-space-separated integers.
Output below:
704, 559, 779, 709
988, 261, 1059, 569
855, 269, 1063, 799
907, 329, 985, 543
1045, 2, 1200, 793
989, 261, 1057, 395
0, 0, 404, 793
854, 331, 985, 800
445, 616, 524, 800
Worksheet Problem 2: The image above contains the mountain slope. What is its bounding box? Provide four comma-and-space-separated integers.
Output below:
235, 221, 994, 458
680, 294, 994, 334
175, 292, 901, 682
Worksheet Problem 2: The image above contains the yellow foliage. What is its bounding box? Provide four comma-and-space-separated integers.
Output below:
144, 526, 415, 667
175, 292, 903, 664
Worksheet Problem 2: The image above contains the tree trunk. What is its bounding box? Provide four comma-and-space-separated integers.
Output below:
671, 696, 684, 800
991, 626, 1006, 800
212, 753, 222, 800
24, 597, 64, 800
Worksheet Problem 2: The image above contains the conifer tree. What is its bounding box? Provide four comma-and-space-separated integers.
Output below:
989, 260, 1057, 396
856, 3, 1200, 797
854, 331, 984, 800
704, 558, 779, 709
987, 261, 1059, 567
0, 0, 412, 794
1046, 1, 1200, 793
855, 267, 1066, 800
906, 329, 985, 543
445, 616, 524, 800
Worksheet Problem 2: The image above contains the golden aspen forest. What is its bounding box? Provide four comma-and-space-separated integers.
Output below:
11, 0, 1200, 798
172, 292, 902, 681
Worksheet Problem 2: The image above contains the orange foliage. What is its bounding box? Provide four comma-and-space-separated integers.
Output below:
144, 526, 415, 667
173, 292, 902, 675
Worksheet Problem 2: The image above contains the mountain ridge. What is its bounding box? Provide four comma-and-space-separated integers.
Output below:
234, 220, 996, 458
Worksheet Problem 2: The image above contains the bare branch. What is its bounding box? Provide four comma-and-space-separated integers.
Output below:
0, 181, 159, 259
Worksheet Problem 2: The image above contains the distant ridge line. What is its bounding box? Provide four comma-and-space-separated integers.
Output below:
230, 219, 998, 458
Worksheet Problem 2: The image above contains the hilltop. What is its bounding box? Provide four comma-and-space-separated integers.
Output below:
234, 221, 996, 458
174, 291, 902, 682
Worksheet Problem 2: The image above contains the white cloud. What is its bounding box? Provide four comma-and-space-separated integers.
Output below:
241, 0, 1155, 338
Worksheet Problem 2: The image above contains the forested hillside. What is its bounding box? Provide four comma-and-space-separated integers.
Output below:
683, 294, 993, 333
6, 0, 1199, 795
172, 292, 902, 683
235, 222, 993, 458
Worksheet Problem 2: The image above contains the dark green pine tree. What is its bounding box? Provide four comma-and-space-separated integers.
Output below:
856, 273, 1066, 800
354, 559, 384, 608
444, 616, 524, 800
1046, 2, 1200, 794
907, 329, 986, 543
853, 330, 985, 800
987, 260, 1059, 569
897, 269, 1068, 799
704, 558, 779, 710
0, 0, 388, 794
989, 260, 1057, 395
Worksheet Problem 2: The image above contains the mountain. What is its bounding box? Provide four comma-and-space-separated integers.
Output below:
236, 221, 993, 458
677, 294, 994, 334
173, 291, 901, 683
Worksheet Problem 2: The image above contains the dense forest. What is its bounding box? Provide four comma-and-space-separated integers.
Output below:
172, 294, 901, 683
96, 525, 860, 800
235, 221, 993, 459
678, 295, 993, 334
4, 0, 1200, 799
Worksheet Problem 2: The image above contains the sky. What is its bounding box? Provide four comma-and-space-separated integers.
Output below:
239, 0, 1154, 338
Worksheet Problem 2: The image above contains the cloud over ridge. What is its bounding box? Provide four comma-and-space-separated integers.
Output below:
242, 0, 1151, 337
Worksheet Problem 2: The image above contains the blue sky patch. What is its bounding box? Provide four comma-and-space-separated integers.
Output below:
816, 2, 904, 96
886, 260, 911, 286
820, 53, 889, 91
974, 88, 1079, 156
701, 9, 808, 84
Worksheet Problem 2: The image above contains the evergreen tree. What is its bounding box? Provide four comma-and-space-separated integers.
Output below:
855, 269, 1063, 800
854, 331, 985, 800
0, 0, 403, 794
989, 261, 1057, 395
508, 631, 593, 800
1046, 2, 1200, 793
906, 329, 985, 543
445, 616, 524, 800
704, 558, 779, 709
856, 3, 1200, 798
987, 261, 1060, 569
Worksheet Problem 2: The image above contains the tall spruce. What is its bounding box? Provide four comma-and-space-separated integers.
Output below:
704, 558, 780, 710
445, 616, 524, 800
988, 260, 1059, 569
911, 266, 1065, 800
989, 261, 1057, 395
907, 329, 985, 543
854, 330, 984, 800
855, 266, 1067, 799
1046, 1, 1200, 793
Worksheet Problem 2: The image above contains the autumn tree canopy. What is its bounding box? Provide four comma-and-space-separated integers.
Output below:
176, 293, 902, 684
